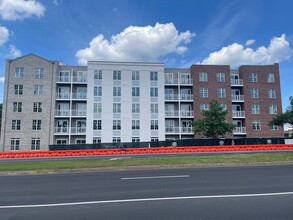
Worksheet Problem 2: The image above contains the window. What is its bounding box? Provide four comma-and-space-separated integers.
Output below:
132, 137, 140, 142
216, 72, 225, 82
151, 103, 158, 113
199, 72, 208, 82
270, 125, 279, 130
113, 120, 121, 130
32, 120, 42, 130
150, 87, 158, 97
94, 103, 102, 114
200, 104, 209, 111
93, 138, 101, 144
76, 139, 86, 144
267, 73, 275, 83
94, 70, 102, 80
113, 103, 121, 113
200, 88, 208, 98
252, 120, 261, 130
251, 104, 260, 114
13, 102, 22, 112
132, 120, 140, 130
220, 104, 227, 110
217, 88, 226, 98
34, 85, 43, 95
11, 138, 20, 151
33, 102, 42, 112
31, 138, 40, 150
14, 84, 23, 95
269, 104, 277, 114
12, 120, 21, 130
15, 67, 24, 78
132, 87, 140, 96
113, 70, 121, 80
132, 71, 139, 80
56, 139, 67, 145
268, 89, 276, 98
132, 103, 140, 113
151, 137, 159, 142
35, 68, 44, 79
93, 120, 102, 130
249, 73, 258, 83
150, 71, 158, 81
151, 120, 158, 130
113, 87, 121, 96
113, 137, 121, 143
94, 86, 102, 96
250, 88, 259, 98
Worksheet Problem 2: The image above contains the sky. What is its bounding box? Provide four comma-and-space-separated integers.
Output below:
0, 0, 292, 109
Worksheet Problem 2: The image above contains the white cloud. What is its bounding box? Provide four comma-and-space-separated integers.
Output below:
0, 0, 45, 21
52, 0, 58, 6
9, 45, 21, 58
201, 34, 292, 66
75, 22, 195, 65
0, 24, 9, 46
0, 76, 4, 82
245, 39, 255, 46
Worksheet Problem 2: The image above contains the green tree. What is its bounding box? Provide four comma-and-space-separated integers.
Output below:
193, 100, 236, 138
270, 96, 293, 126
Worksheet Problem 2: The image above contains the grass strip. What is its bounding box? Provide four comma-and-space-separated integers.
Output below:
1, 152, 293, 172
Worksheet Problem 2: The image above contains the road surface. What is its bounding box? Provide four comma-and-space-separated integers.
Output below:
1, 165, 293, 219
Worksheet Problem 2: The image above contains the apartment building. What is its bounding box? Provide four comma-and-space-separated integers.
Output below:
0, 54, 284, 151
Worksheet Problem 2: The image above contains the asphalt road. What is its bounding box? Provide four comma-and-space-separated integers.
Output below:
1, 165, 293, 219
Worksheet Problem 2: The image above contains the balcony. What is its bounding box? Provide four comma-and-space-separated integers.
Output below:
56, 93, 70, 99
232, 111, 245, 118
230, 79, 243, 86
72, 76, 87, 83
55, 110, 70, 117
165, 127, 193, 134
165, 127, 180, 133
54, 127, 86, 134
180, 111, 194, 117
165, 78, 192, 85
180, 78, 192, 85
72, 93, 87, 100
165, 110, 179, 117
165, 78, 179, 85
165, 94, 179, 101
233, 127, 246, 135
71, 127, 86, 134
57, 76, 71, 83
180, 94, 193, 101
71, 110, 87, 117
231, 95, 244, 102
54, 127, 69, 134
181, 127, 193, 133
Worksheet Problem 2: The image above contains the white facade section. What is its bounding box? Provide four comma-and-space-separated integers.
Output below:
86, 61, 165, 143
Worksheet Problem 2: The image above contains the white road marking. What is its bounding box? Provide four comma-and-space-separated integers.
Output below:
109, 157, 131, 161
1, 191, 293, 209
121, 175, 190, 180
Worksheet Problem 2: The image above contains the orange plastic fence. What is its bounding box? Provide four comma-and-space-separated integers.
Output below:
0, 144, 293, 159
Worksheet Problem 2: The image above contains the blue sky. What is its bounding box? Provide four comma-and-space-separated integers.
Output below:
0, 0, 292, 108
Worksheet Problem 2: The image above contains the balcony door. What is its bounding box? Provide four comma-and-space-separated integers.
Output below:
165, 89, 174, 100
76, 120, 86, 133
57, 103, 69, 116
181, 89, 191, 100
181, 104, 192, 116
57, 120, 68, 133
77, 87, 87, 99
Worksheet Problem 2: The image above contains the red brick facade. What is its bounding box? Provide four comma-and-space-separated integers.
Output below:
190, 63, 283, 138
